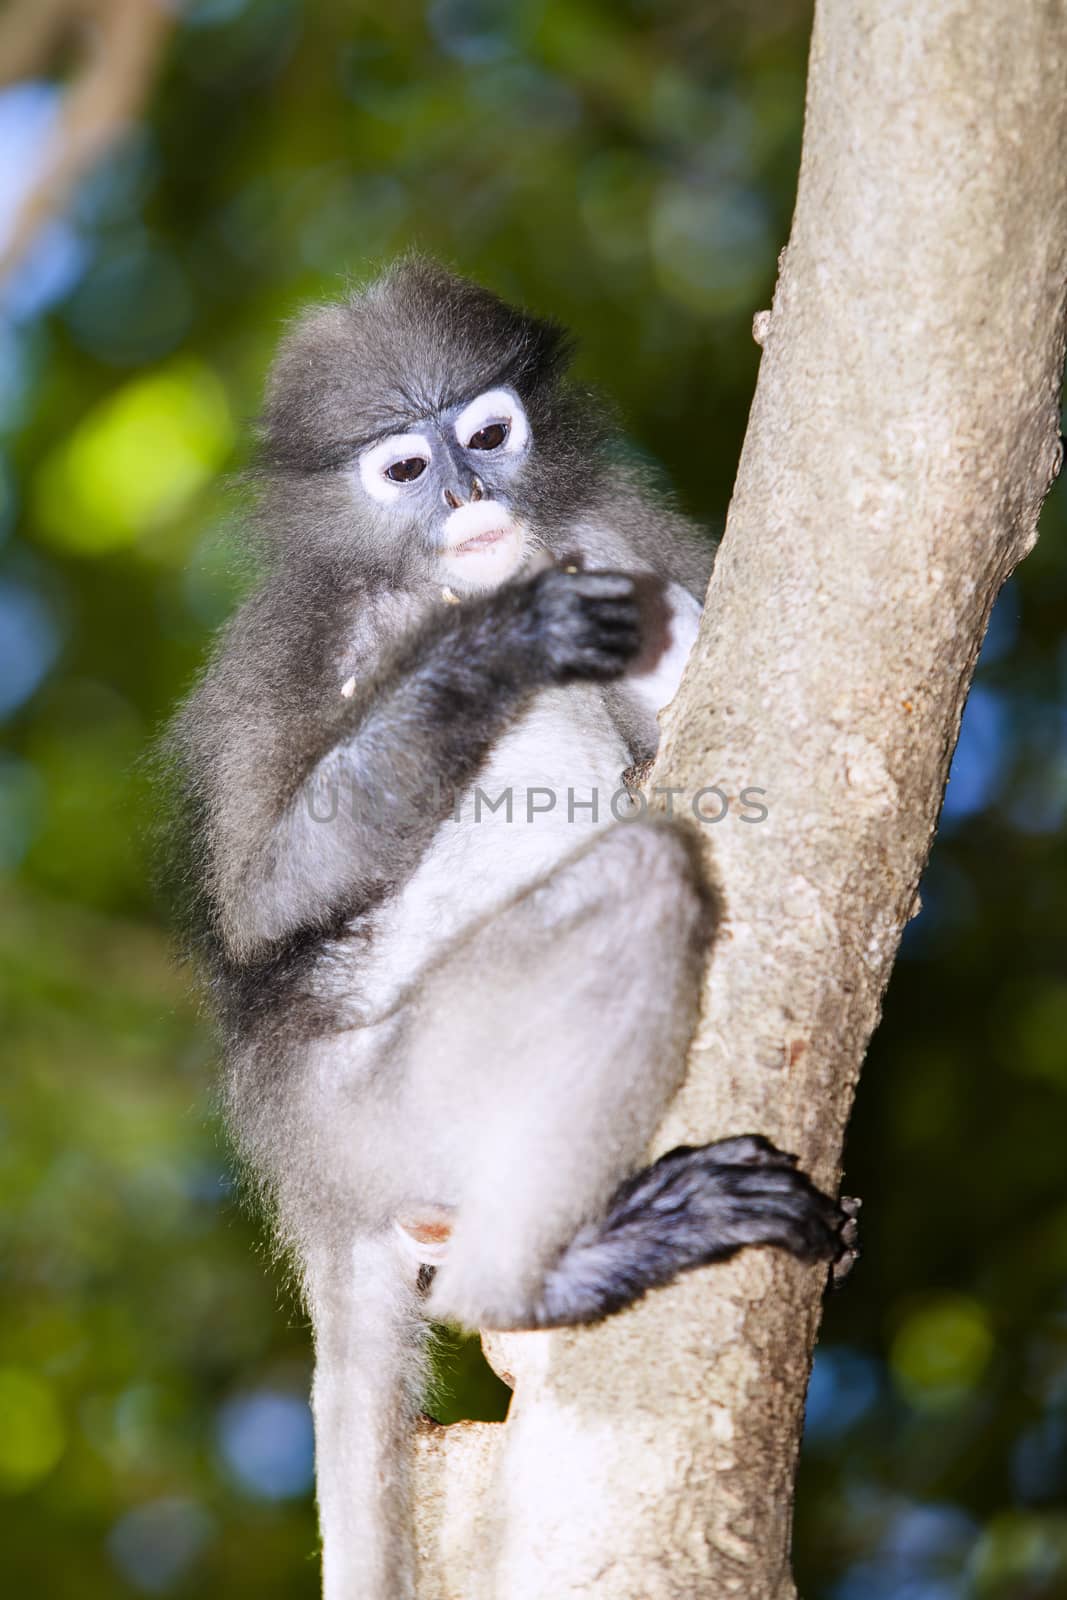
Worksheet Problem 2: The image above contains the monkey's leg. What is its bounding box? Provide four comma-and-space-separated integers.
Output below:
304, 1234, 425, 1600
409, 819, 843, 1332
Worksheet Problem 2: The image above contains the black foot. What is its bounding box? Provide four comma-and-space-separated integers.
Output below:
605, 1135, 845, 1266
537, 1135, 851, 1327
830, 1194, 862, 1289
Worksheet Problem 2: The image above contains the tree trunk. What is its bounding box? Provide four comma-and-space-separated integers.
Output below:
413, 1, 1067, 1594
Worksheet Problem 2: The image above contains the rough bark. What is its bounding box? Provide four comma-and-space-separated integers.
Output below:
414, 1, 1067, 1594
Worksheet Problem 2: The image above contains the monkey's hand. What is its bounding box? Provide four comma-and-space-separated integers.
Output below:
518, 568, 641, 685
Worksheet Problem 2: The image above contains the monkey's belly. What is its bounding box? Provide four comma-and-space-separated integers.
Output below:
354, 686, 630, 1016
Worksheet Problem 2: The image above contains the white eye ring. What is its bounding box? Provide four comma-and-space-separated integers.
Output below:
455, 388, 529, 455
358, 432, 433, 504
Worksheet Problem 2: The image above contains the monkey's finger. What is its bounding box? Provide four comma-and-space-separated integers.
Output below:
729, 1208, 841, 1262
563, 571, 637, 601
576, 620, 642, 650
731, 1185, 844, 1247
723, 1167, 839, 1207
766, 1178, 844, 1238
732, 1198, 846, 1259
571, 642, 639, 667
574, 610, 641, 638
666, 1192, 842, 1265
577, 598, 640, 622
577, 613, 642, 640
703, 1134, 800, 1169
572, 638, 642, 670
831, 1207, 862, 1289
562, 650, 636, 682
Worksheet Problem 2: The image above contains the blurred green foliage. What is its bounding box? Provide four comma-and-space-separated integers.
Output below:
1, 2, 1065, 1596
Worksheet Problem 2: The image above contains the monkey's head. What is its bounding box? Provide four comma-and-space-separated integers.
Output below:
259, 258, 610, 592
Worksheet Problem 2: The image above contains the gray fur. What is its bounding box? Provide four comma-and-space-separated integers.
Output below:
161, 259, 843, 1600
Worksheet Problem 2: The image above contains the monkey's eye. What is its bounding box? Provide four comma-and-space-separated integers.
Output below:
357, 431, 433, 504
384, 457, 427, 483
468, 422, 508, 451
454, 388, 529, 458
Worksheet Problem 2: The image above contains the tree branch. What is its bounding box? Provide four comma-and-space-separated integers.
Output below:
415, 1, 1067, 1592
0, 0, 172, 280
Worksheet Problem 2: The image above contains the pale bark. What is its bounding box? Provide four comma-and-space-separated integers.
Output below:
0, 0, 172, 279
414, 1, 1067, 1595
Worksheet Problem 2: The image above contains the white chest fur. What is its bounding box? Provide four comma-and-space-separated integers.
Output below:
356, 685, 629, 1013
349, 579, 701, 1017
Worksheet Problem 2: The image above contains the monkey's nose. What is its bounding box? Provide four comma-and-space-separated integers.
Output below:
443, 477, 487, 509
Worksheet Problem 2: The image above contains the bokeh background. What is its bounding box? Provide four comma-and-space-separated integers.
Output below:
1, 1, 1065, 1595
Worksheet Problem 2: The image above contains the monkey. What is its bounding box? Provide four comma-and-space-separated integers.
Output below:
162, 258, 849, 1600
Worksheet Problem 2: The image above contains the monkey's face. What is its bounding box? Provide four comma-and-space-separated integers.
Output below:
351, 387, 533, 593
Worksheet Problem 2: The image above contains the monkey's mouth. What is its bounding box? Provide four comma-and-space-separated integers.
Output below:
441, 502, 527, 592
451, 526, 508, 554
438, 502, 526, 590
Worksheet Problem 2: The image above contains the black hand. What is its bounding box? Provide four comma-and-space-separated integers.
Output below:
485, 568, 642, 687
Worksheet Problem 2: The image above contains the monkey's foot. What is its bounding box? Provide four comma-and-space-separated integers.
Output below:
533, 1135, 848, 1327
830, 1194, 862, 1289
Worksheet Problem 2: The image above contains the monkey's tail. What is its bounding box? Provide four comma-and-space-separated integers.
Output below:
307, 1233, 427, 1600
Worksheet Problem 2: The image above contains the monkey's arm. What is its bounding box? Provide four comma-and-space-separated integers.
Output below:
202, 569, 640, 961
